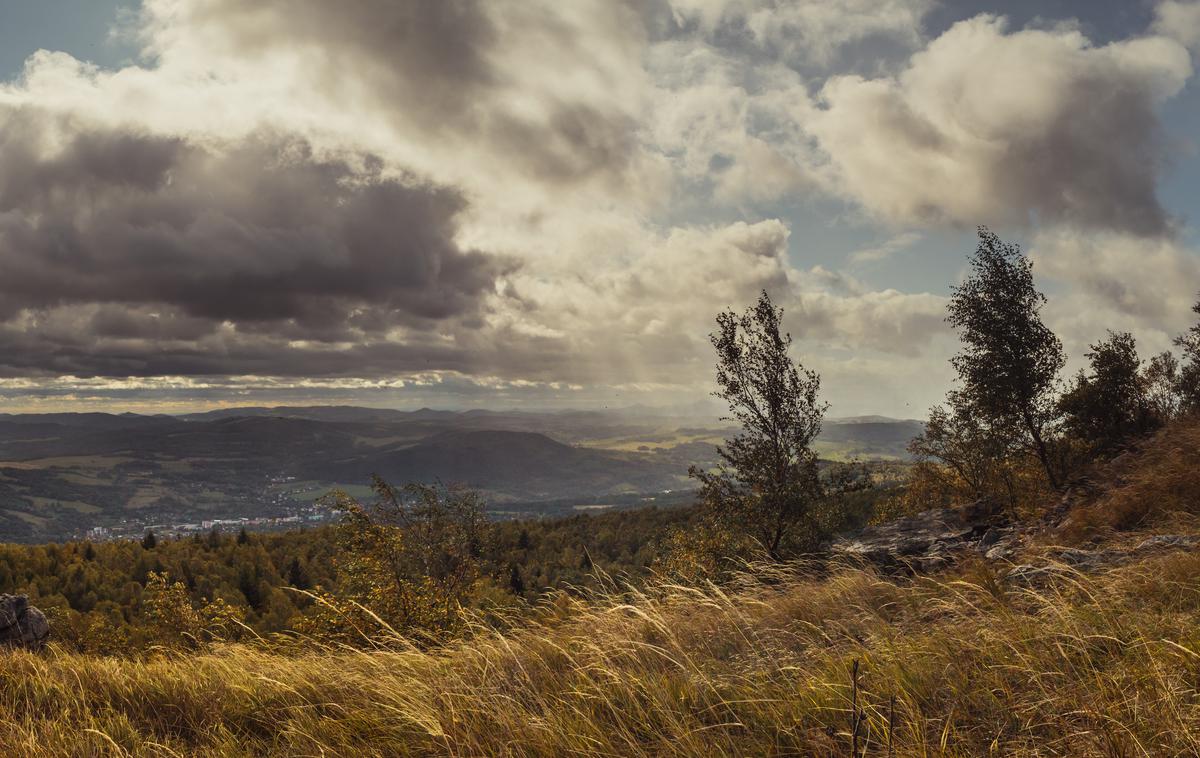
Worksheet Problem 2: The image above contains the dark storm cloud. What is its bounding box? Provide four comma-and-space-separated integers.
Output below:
0, 307, 576, 381
0, 107, 512, 376
997, 71, 1169, 235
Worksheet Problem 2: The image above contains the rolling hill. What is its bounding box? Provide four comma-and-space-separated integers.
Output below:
0, 406, 921, 541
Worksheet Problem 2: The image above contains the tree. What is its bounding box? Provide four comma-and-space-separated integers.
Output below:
689, 290, 868, 560
306, 478, 490, 643
947, 228, 1065, 489
285, 557, 310, 590
237, 527, 250, 545
1059, 331, 1159, 454
237, 565, 263, 611
141, 531, 157, 550
1143, 351, 1182, 423
141, 571, 244, 649
1175, 296, 1200, 414
906, 394, 1032, 512
507, 564, 525, 596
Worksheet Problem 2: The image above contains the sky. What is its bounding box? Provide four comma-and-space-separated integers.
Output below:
0, 0, 1197, 417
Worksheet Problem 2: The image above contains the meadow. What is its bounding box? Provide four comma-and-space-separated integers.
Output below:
4, 545, 1200, 756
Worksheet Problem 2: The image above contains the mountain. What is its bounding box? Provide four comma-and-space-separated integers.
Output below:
816, 418, 924, 460
178, 405, 444, 424
325, 430, 678, 500
0, 406, 920, 541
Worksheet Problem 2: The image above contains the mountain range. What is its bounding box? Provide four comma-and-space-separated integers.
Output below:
0, 406, 921, 541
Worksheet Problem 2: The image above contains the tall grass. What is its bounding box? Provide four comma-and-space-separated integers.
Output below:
1061, 417, 1200, 541
4, 550, 1200, 756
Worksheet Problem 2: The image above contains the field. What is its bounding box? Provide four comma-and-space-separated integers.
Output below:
4, 547, 1200, 756
2, 418, 1199, 755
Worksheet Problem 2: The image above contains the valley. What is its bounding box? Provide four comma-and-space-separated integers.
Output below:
0, 406, 920, 542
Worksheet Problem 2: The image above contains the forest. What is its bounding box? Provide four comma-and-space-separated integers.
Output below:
6, 487, 889, 653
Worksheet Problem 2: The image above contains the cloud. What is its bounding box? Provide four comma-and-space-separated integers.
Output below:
0, 1, 1194, 416
663, 0, 933, 72
807, 15, 1193, 235
135, 0, 650, 189
1027, 227, 1200, 381
1154, 1, 1200, 50
0, 107, 509, 377
849, 231, 923, 264
1033, 228, 1200, 327
641, 8, 1195, 233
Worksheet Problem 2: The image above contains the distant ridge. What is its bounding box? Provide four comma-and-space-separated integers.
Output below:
828, 415, 923, 425
325, 429, 674, 499
0, 406, 922, 539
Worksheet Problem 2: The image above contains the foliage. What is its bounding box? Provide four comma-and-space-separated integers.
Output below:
141, 572, 246, 650
1174, 296, 1200, 414
1143, 350, 1184, 422
688, 290, 870, 561
0, 499, 698, 654
906, 398, 1026, 509
653, 520, 761, 582
296, 479, 489, 645
1058, 331, 1165, 456
905, 239, 1200, 520
946, 227, 1065, 489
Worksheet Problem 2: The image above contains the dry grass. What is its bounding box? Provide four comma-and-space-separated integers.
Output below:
4, 551, 1200, 756
1061, 417, 1200, 541
8, 419, 1200, 755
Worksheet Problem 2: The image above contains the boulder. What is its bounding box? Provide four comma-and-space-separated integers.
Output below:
832, 499, 1013, 572
0, 594, 49, 651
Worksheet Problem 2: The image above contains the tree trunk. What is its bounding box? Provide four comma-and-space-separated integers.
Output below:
1022, 406, 1060, 491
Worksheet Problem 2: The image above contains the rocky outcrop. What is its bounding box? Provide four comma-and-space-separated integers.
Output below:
832, 499, 1200, 586
831, 499, 1020, 572
1006, 535, 1200, 586
0, 594, 49, 651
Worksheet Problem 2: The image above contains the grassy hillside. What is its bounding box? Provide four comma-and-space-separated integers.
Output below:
5, 551, 1200, 756
6, 420, 1198, 756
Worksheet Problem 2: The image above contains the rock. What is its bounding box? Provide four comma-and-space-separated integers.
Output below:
832, 495, 1200, 584
1135, 535, 1200, 551
984, 541, 1018, 562
832, 499, 1009, 571
978, 526, 1021, 561
0, 594, 49, 651
1005, 534, 1200, 586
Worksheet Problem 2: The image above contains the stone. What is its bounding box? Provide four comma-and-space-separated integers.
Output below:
831, 499, 1008, 572
1135, 535, 1200, 551
1004, 534, 1200, 586
0, 594, 49, 651
831, 496, 1200, 584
